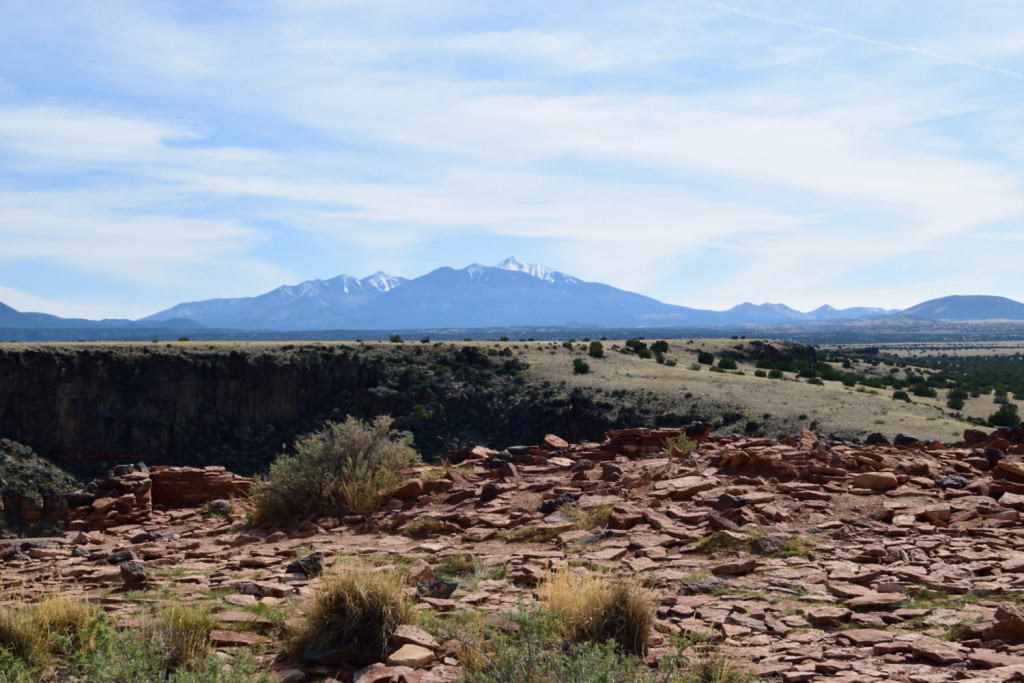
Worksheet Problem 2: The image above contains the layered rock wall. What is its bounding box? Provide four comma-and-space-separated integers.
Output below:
65, 464, 251, 530
0, 344, 708, 474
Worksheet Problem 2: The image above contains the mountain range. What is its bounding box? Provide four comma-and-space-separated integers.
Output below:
5, 257, 1024, 334
142, 257, 901, 330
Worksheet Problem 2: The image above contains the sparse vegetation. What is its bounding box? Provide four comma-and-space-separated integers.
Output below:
0, 596, 264, 682
250, 415, 419, 523
458, 607, 653, 683
402, 516, 446, 537
562, 504, 614, 529
572, 358, 590, 375
0, 594, 98, 669
289, 560, 415, 659
537, 567, 654, 656
662, 433, 698, 456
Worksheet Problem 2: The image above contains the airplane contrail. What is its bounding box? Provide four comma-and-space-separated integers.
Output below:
699, 0, 1024, 79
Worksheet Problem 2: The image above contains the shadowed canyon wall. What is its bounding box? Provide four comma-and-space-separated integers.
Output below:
0, 344, 704, 476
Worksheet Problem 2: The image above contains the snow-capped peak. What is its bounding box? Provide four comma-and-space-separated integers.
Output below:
496, 256, 557, 282
361, 272, 404, 293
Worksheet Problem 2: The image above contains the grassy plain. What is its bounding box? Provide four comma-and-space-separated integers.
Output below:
517, 337, 994, 442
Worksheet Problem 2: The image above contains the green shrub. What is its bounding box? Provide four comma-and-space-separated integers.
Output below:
251, 416, 419, 523
588, 341, 604, 359
989, 405, 1021, 427
651, 340, 669, 354
893, 390, 911, 402
717, 357, 737, 370
911, 382, 937, 398
697, 351, 714, 365
662, 434, 698, 455
625, 339, 648, 355
573, 359, 590, 375
754, 369, 766, 378
768, 368, 783, 379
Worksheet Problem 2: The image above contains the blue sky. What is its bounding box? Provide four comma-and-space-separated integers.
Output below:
1, 1, 1023, 319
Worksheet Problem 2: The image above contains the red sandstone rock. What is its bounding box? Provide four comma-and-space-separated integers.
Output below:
851, 472, 899, 490
390, 478, 424, 501
543, 434, 569, 450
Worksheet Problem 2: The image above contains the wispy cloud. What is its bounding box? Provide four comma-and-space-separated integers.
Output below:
698, 1, 1024, 79
1, 1, 1023, 315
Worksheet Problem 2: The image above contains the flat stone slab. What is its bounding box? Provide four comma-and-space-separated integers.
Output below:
835, 629, 893, 646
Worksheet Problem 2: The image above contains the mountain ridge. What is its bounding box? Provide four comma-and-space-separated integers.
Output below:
3, 259, 1023, 332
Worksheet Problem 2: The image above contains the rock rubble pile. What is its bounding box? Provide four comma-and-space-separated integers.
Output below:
6, 425, 1024, 681
64, 464, 251, 530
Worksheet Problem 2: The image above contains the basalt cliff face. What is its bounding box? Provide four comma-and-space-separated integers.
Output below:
0, 344, 703, 476
1, 345, 373, 474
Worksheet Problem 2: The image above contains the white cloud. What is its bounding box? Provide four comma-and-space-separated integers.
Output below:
2, 0, 1024, 315
0, 285, 120, 320
0, 191, 291, 291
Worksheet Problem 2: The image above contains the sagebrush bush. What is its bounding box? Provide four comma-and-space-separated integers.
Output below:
290, 560, 415, 658
537, 567, 654, 656
251, 415, 419, 523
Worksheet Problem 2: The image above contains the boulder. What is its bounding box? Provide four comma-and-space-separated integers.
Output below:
119, 560, 147, 586
387, 643, 434, 667
852, 472, 899, 490
390, 478, 424, 501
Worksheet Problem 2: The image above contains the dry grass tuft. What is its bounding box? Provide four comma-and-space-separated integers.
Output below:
143, 603, 213, 673
563, 504, 613, 530
436, 553, 480, 577
537, 567, 654, 656
681, 643, 756, 682
291, 560, 415, 659
0, 594, 99, 667
402, 517, 446, 537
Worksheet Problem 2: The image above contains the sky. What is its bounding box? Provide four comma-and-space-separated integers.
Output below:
1, 1, 1023, 320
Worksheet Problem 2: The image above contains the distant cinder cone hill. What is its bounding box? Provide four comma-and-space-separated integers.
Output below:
898, 295, 1024, 321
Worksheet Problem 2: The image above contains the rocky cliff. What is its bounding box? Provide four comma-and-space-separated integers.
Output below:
0, 343, 711, 476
